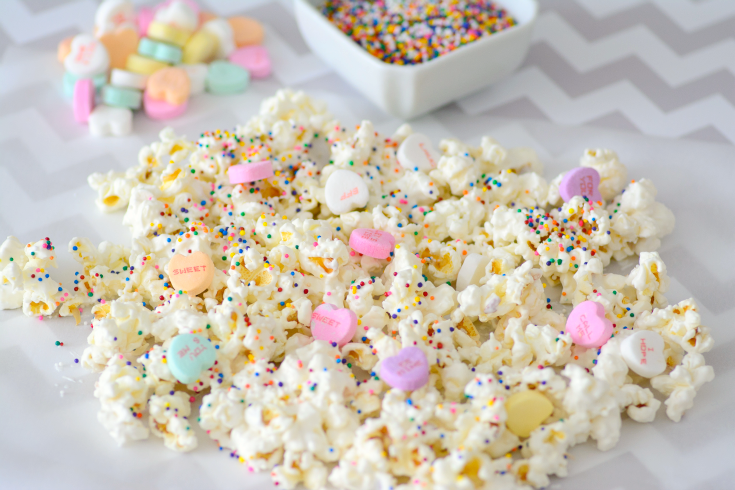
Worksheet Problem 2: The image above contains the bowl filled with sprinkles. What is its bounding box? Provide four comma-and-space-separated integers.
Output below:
295, 0, 537, 118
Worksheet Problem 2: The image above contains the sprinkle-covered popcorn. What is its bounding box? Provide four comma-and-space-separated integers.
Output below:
0, 89, 714, 489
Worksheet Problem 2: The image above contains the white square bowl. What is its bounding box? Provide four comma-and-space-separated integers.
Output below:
294, 0, 538, 119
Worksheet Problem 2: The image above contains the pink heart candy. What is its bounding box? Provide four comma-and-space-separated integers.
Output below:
143, 90, 188, 120
73, 78, 95, 123
137, 7, 155, 37
566, 300, 613, 348
349, 228, 395, 259
310, 303, 357, 347
229, 45, 271, 79
559, 167, 602, 203
228, 160, 274, 184
380, 346, 429, 391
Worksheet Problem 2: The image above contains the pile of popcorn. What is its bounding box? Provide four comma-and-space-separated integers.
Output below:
0, 90, 714, 490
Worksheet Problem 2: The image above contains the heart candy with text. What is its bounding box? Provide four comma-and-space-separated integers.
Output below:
349, 228, 395, 259
380, 347, 429, 391
168, 334, 217, 384
325, 169, 369, 215
64, 34, 110, 78
620, 330, 666, 378
559, 167, 603, 203
397, 133, 441, 171
310, 303, 357, 347
566, 300, 614, 348
167, 251, 214, 296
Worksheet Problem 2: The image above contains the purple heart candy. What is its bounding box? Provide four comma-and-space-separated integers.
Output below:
559, 167, 602, 203
380, 346, 429, 391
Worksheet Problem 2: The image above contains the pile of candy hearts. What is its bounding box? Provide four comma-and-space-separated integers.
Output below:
59, 0, 271, 136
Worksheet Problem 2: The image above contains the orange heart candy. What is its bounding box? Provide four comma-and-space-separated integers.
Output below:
167, 251, 215, 296
98, 27, 138, 70
58, 36, 74, 63
146, 67, 191, 105
228, 16, 264, 47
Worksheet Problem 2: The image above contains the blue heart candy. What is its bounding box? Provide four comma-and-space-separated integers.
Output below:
168, 334, 217, 384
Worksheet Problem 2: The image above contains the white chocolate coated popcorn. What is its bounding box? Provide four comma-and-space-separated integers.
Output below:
1, 90, 714, 489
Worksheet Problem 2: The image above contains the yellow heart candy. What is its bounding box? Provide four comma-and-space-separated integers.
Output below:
126, 53, 169, 75
147, 21, 191, 47
504, 391, 554, 438
182, 30, 218, 65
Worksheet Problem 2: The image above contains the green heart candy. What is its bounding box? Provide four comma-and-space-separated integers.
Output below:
137, 36, 182, 65
206, 60, 249, 95
168, 334, 217, 384
63, 72, 106, 99
102, 85, 142, 110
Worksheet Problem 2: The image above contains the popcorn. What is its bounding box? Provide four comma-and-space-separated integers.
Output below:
2, 90, 714, 490
651, 352, 714, 422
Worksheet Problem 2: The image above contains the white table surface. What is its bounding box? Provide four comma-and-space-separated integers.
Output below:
1, 1, 734, 489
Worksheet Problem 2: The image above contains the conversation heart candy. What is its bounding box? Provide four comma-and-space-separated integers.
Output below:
98, 27, 138, 70
182, 30, 217, 65
110, 68, 148, 90
95, 0, 136, 35
505, 391, 554, 438
64, 34, 110, 78
138, 36, 183, 64
143, 90, 188, 120
201, 18, 235, 58
181, 63, 207, 95
126, 53, 169, 75
63, 72, 107, 99
456, 253, 490, 292
57, 36, 74, 63
147, 21, 191, 47
137, 7, 155, 36
229, 45, 271, 79
349, 228, 395, 259
380, 347, 429, 391
228, 16, 265, 47
146, 67, 190, 105
566, 300, 614, 348
73, 79, 95, 123
154, 0, 198, 32
310, 303, 357, 347
324, 169, 369, 215
168, 334, 216, 384
559, 167, 602, 203
205, 60, 249, 95
167, 251, 214, 296
88, 105, 132, 137
397, 133, 441, 171
228, 160, 274, 184
102, 85, 142, 110
620, 330, 666, 378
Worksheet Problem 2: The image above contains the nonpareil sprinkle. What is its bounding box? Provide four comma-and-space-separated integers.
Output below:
322, 0, 516, 65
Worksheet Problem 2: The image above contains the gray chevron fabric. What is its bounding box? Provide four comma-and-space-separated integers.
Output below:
0, 1, 733, 489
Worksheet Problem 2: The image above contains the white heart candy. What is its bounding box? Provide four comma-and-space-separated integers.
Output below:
110, 68, 148, 90
64, 34, 110, 78
201, 19, 236, 59
456, 253, 490, 292
89, 105, 132, 137
154, 0, 198, 32
95, 0, 136, 35
397, 133, 441, 172
325, 169, 369, 215
181, 63, 208, 96
620, 330, 666, 378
